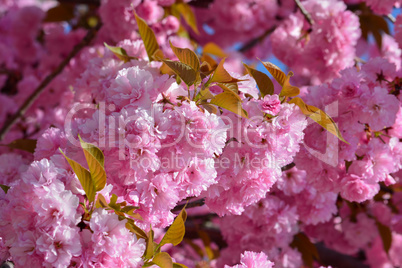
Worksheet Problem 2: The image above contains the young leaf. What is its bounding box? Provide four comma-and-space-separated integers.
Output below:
159, 207, 187, 247
0, 184, 10, 194
79, 136, 106, 191
104, 43, 137, 63
280, 71, 300, 97
289, 97, 347, 143
160, 59, 197, 87
152, 252, 173, 268
376, 220, 392, 254
95, 193, 108, 208
194, 87, 213, 102
203, 42, 227, 58
198, 230, 215, 260
155, 48, 175, 75
210, 91, 248, 118
144, 229, 155, 259
259, 60, 299, 97
201, 103, 218, 114
184, 238, 205, 258
290, 233, 319, 268
217, 83, 242, 101
120, 205, 140, 214
59, 149, 96, 202
134, 12, 159, 61
173, 263, 189, 268
220, 82, 239, 94
3, 139, 37, 153
259, 60, 287, 86
243, 63, 274, 96
209, 59, 244, 84
125, 219, 148, 240
169, 41, 200, 72
173, 3, 199, 35
200, 54, 217, 71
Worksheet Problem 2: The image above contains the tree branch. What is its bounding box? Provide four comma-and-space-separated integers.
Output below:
294, 0, 315, 26
281, 162, 296, 172
57, 0, 100, 5
238, 27, 275, 53
315, 242, 369, 268
0, 23, 102, 141
172, 198, 205, 212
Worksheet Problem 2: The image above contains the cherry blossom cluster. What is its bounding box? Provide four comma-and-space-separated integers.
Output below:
1, 0, 402, 267
0, 34, 309, 266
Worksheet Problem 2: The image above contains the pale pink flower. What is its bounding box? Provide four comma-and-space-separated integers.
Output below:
36, 225, 82, 268
225, 251, 274, 268
340, 174, 379, 202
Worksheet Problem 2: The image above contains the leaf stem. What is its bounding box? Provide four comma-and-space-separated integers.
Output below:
0, 23, 102, 141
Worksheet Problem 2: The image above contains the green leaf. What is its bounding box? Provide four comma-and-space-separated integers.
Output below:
200, 61, 213, 78
210, 84, 248, 118
173, 3, 199, 35
259, 60, 299, 97
125, 219, 148, 240
2, 139, 37, 153
0, 184, 10, 194
201, 103, 218, 114
203, 42, 227, 58
184, 238, 205, 258
160, 59, 197, 87
95, 193, 108, 208
259, 60, 287, 86
376, 220, 392, 254
195, 88, 214, 101
108, 194, 120, 210
104, 43, 137, 62
220, 82, 239, 94
200, 54, 217, 71
209, 59, 244, 84
59, 149, 96, 202
280, 71, 300, 97
159, 207, 187, 247
134, 12, 160, 61
243, 63, 274, 97
169, 41, 200, 72
152, 252, 173, 268
289, 97, 347, 143
290, 233, 319, 268
198, 230, 215, 260
144, 229, 155, 259
79, 136, 106, 192
120, 206, 140, 214
173, 263, 189, 268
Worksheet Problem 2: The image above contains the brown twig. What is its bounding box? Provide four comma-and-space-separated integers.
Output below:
57, 0, 100, 5
172, 198, 205, 212
315, 242, 369, 268
281, 162, 296, 171
0, 23, 102, 141
294, 0, 315, 26
239, 27, 275, 53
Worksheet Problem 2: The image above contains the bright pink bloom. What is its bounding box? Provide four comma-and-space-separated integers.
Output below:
258, 94, 281, 115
